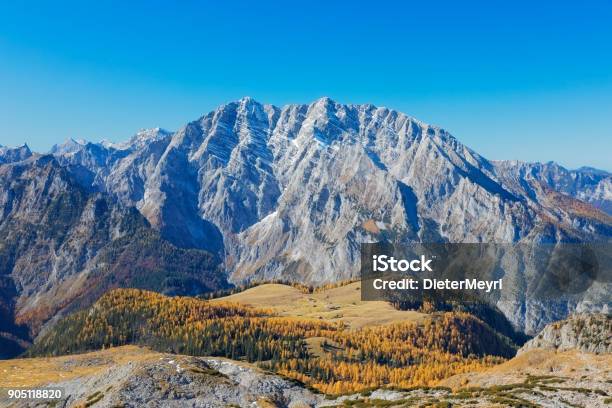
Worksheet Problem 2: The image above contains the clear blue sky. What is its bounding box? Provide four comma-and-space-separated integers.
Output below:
1, 1, 611, 170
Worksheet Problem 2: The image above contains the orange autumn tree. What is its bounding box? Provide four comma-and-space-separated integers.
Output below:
30, 288, 514, 395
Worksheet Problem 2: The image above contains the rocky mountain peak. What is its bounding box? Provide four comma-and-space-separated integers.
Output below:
0, 143, 32, 164
131, 127, 171, 143
311, 96, 337, 111
50, 138, 86, 155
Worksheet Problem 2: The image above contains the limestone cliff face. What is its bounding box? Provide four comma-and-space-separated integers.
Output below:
50, 98, 611, 281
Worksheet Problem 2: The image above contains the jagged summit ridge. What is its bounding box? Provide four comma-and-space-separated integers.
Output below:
50, 127, 173, 154
47, 97, 610, 243
0, 143, 32, 164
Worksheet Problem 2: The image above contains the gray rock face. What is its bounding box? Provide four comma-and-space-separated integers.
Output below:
519, 313, 612, 354
39, 356, 323, 408
49, 98, 611, 277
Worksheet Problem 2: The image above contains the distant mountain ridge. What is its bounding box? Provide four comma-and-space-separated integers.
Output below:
491, 160, 612, 216
1, 97, 611, 346
0, 144, 32, 164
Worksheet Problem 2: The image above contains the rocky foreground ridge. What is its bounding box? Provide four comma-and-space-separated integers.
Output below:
519, 312, 612, 354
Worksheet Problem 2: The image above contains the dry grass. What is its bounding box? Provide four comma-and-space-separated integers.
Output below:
0, 345, 160, 388
211, 282, 424, 360
304, 336, 344, 358
362, 219, 381, 234
440, 349, 612, 390
212, 281, 424, 329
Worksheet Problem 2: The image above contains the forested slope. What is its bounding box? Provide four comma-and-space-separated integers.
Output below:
29, 288, 517, 394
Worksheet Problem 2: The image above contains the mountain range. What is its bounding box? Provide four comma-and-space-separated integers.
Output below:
1, 97, 610, 356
